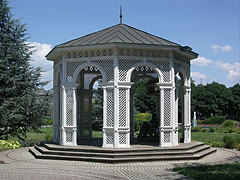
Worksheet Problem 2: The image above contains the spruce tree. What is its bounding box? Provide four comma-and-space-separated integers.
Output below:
0, 0, 49, 139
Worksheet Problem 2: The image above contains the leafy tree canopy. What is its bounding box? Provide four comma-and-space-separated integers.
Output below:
0, 0, 49, 139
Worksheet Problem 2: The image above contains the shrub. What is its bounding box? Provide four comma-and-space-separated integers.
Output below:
45, 134, 53, 141
92, 119, 103, 131
208, 127, 215, 133
0, 140, 21, 150
134, 113, 152, 131
211, 141, 225, 147
223, 135, 237, 149
42, 118, 53, 126
191, 127, 202, 132
203, 116, 226, 124
236, 144, 240, 151
222, 120, 237, 129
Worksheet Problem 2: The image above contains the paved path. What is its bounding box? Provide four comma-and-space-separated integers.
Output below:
0, 147, 240, 180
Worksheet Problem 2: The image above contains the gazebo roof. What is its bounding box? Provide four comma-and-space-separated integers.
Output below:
46, 23, 198, 61
56, 23, 180, 47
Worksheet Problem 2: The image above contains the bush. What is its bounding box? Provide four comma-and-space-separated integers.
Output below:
134, 113, 152, 131
42, 118, 53, 126
208, 127, 215, 133
223, 135, 239, 149
222, 120, 237, 129
92, 119, 103, 131
0, 140, 21, 150
236, 144, 240, 151
211, 141, 225, 147
191, 127, 202, 132
203, 116, 226, 124
45, 134, 53, 141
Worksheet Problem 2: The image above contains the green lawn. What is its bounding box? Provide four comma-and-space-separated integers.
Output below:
173, 163, 240, 180
191, 132, 238, 145
3, 127, 239, 148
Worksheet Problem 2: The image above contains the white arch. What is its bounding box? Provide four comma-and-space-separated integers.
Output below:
72, 62, 107, 83
175, 66, 187, 86
126, 62, 163, 83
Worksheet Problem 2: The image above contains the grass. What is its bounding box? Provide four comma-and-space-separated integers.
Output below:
191, 132, 239, 146
173, 163, 240, 180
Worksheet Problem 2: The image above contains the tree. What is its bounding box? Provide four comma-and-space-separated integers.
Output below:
192, 82, 231, 118
229, 83, 240, 120
0, 0, 49, 139
133, 78, 157, 114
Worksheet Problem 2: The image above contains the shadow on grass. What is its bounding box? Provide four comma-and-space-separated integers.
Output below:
172, 162, 240, 180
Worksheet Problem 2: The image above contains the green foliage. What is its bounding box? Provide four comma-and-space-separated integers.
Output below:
134, 79, 157, 114
0, 0, 49, 140
210, 141, 225, 147
44, 134, 53, 141
222, 120, 237, 129
92, 87, 103, 121
173, 163, 240, 180
203, 116, 226, 124
208, 127, 215, 133
229, 84, 240, 120
42, 118, 53, 126
191, 81, 240, 120
134, 113, 152, 131
223, 135, 240, 149
92, 120, 103, 131
191, 127, 202, 132
0, 140, 21, 150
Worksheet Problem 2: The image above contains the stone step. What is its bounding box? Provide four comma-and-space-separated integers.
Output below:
29, 145, 217, 163
42, 141, 205, 154
34, 144, 210, 158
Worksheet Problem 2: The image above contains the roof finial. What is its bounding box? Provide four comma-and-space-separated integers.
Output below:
120, 6, 123, 24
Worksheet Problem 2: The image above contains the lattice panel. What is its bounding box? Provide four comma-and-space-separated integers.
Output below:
91, 59, 114, 81
174, 88, 178, 127
84, 95, 90, 112
106, 133, 114, 144
119, 59, 142, 81
131, 66, 159, 81
119, 133, 127, 144
119, 89, 127, 127
66, 89, 73, 126
66, 61, 86, 83
66, 131, 73, 142
106, 89, 114, 127
147, 60, 170, 82
164, 132, 171, 143
84, 73, 99, 90
163, 90, 171, 126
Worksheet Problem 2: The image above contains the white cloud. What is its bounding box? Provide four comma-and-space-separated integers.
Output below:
29, 42, 53, 89
215, 61, 240, 82
191, 56, 213, 66
191, 72, 207, 84
210, 44, 232, 52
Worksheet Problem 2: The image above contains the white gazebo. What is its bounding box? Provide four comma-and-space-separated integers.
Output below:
46, 22, 198, 148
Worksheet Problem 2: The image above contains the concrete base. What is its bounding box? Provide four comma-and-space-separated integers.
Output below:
29, 140, 216, 163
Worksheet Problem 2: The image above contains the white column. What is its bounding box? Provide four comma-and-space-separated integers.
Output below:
100, 82, 114, 148
60, 85, 78, 146
183, 86, 191, 143
157, 83, 174, 147
53, 86, 60, 143
60, 86, 66, 145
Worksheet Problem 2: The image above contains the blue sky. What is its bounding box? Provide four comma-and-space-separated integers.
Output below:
9, 0, 239, 89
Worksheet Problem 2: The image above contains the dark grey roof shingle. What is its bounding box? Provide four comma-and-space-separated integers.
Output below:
56, 24, 180, 48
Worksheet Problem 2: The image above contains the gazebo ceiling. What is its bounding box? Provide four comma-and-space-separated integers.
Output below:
46, 23, 198, 61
